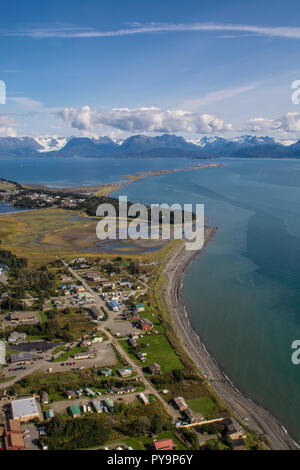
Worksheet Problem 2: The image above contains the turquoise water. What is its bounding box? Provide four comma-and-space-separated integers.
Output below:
114, 159, 300, 444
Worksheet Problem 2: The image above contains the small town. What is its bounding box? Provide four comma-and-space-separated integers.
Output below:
0, 251, 260, 451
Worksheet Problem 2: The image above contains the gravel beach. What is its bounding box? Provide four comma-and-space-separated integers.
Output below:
163, 227, 298, 450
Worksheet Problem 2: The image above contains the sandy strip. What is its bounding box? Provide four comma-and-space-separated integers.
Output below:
163, 228, 298, 450
23, 162, 225, 195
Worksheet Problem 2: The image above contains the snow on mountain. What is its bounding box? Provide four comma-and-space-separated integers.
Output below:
34, 136, 70, 152
274, 138, 298, 146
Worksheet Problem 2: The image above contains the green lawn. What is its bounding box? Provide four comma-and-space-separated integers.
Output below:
26, 335, 45, 341
38, 311, 48, 323
121, 334, 184, 373
54, 345, 86, 362
186, 396, 216, 417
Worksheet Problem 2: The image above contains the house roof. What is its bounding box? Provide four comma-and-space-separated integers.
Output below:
153, 438, 174, 450
70, 405, 80, 414
8, 419, 22, 433
11, 397, 39, 419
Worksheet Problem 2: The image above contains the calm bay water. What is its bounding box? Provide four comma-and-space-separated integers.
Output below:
0, 157, 199, 187
0, 156, 299, 443
114, 159, 300, 444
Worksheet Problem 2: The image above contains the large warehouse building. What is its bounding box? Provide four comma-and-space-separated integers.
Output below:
11, 397, 40, 422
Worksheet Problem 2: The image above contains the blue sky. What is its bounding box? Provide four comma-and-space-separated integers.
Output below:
1, 0, 300, 141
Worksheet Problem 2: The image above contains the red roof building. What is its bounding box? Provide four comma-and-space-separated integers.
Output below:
153, 438, 177, 451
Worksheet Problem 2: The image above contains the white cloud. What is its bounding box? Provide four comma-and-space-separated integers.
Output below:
0, 127, 17, 137
248, 112, 300, 133
5, 22, 300, 40
56, 105, 233, 135
0, 114, 17, 136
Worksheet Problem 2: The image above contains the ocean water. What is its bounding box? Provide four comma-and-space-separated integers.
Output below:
0, 157, 199, 187
114, 159, 300, 444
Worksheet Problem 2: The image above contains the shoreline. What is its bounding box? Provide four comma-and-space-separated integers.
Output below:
162, 231, 298, 450
23, 162, 225, 196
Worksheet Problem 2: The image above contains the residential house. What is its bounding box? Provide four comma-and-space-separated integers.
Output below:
66, 390, 75, 400
103, 398, 114, 411
225, 418, 246, 440
85, 272, 103, 282
41, 391, 49, 405
100, 367, 112, 377
128, 337, 137, 348
148, 362, 161, 375
134, 303, 145, 313
153, 438, 177, 451
173, 397, 188, 411
138, 393, 149, 405
136, 352, 146, 362
137, 317, 153, 331
75, 286, 86, 294
44, 409, 55, 420
92, 400, 102, 414
117, 368, 132, 378
70, 405, 81, 418
184, 408, 204, 424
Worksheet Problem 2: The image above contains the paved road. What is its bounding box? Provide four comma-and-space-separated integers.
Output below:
63, 260, 179, 421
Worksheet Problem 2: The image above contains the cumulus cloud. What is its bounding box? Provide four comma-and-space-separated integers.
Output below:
0, 127, 17, 137
248, 112, 300, 133
0, 114, 17, 136
56, 105, 233, 135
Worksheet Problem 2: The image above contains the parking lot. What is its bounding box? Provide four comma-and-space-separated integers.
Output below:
22, 423, 40, 450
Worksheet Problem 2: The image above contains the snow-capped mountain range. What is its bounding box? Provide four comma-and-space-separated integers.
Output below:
0, 134, 299, 158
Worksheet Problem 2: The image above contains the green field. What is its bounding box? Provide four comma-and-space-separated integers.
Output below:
54, 345, 86, 362
121, 333, 184, 373
186, 396, 216, 417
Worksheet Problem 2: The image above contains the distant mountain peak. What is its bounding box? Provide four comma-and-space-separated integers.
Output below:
0, 134, 299, 159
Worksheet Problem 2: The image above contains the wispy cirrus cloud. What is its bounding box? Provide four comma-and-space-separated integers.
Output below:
3, 22, 300, 40
182, 83, 259, 111
8, 97, 43, 109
